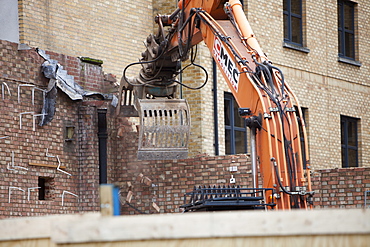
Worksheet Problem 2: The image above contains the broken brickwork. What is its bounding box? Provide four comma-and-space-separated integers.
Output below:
113, 149, 370, 214
114, 153, 255, 214
112, 116, 370, 214
0, 40, 113, 218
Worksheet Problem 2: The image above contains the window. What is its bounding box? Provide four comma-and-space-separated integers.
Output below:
224, 93, 247, 154
295, 106, 308, 169
341, 116, 359, 168
38, 177, 55, 200
283, 0, 303, 45
65, 125, 75, 142
338, 0, 355, 60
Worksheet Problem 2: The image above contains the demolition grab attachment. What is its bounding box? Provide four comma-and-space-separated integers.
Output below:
136, 98, 190, 160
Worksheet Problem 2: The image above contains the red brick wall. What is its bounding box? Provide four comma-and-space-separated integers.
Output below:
311, 167, 370, 208
113, 150, 370, 214
0, 40, 107, 218
112, 115, 370, 214
113, 153, 254, 214
76, 104, 100, 212
112, 113, 262, 214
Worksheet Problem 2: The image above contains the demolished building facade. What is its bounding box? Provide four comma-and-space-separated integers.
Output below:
0, 40, 369, 217
0, 0, 370, 217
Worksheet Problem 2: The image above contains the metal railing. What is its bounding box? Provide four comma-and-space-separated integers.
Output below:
180, 185, 276, 212
365, 190, 370, 208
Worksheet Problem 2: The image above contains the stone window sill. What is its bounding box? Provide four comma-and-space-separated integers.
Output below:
338, 56, 362, 67
283, 41, 310, 53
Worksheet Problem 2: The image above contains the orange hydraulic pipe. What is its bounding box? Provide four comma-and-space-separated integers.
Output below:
228, 0, 266, 62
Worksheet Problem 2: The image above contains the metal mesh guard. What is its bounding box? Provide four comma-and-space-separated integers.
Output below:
137, 98, 190, 160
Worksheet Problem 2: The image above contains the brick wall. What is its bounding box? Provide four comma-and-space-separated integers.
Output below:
17, 0, 153, 78
16, 0, 370, 169
160, 0, 370, 170
112, 113, 370, 214
245, 0, 370, 169
181, 47, 217, 157
312, 167, 370, 208
0, 40, 111, 218
0, 36, 368, 218
114, 153, 255, 214
110, 127, 370, 214
2, 0, 370, 218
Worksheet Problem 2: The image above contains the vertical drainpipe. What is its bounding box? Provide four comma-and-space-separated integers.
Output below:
180, 62, 183, 99
213, 59, 219, 155
250, 126, 258, 189
97, 109, 108, 184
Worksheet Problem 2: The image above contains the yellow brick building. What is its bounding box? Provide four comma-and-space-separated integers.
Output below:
181, 0, 370, 170
1, 0, 369, 170
16, 0, 155, 78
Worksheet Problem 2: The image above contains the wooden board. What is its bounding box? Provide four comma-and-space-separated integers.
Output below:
0, 209, 369, 247
29, 162, 66, 169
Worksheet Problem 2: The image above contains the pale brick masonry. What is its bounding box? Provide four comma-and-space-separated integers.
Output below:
17, 0, 153, 78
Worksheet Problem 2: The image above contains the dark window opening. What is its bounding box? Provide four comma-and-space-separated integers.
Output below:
283, 0, 303, 46
224, 93, 247, 154
38, 177, 54, 200
338, 0, 356, 60
64, 122, 76, 153
65, 125, 75, 142
341, 115, 359, 168
295, 106, 308, 169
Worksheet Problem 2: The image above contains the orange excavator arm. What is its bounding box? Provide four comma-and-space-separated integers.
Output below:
121, 0, 314, 209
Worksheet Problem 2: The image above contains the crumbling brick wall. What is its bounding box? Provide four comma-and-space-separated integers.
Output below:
1, 39, 369, 218
0, 40, 111, 218
113, 150, 370, 214
111, 113, 370, 214
114, 154, 255, 214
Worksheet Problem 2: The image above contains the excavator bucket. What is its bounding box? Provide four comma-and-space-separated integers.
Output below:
136, 98, 190, 160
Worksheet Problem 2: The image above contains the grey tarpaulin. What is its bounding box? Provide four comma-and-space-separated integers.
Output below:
37, 48, 118, 126
40, 78, 58, 126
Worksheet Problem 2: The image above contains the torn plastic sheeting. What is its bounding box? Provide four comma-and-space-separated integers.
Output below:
39, 79, 57, 126
37, 48, 118, 126
38, 48, 85, 100
41, 60, 58, 79
38, 48, 117, 101
56, 66, 85, 100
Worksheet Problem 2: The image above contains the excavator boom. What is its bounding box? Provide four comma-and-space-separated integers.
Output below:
120, 0, 313, 209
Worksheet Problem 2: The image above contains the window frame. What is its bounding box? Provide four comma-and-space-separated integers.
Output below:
338, 0, 356, 60
341, 115, 359, 168
224, 93, 248, 155
283, 0, 303, 47
294, 106, 308, 169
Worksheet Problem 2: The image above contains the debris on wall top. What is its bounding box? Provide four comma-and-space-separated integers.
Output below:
36, 48, 118, 126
